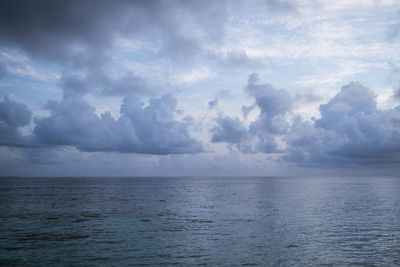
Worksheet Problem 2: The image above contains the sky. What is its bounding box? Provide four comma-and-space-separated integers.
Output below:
1, 0, 400, 177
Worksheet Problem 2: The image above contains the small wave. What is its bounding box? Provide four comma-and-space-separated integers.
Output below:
189, 219, 213, 223
18, 233, 90, 241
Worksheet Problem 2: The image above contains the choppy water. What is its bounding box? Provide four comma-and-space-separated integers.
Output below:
1, 177, 400, 266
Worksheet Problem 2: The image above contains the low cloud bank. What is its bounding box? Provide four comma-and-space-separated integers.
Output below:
212, 74, 400, 167
0, 94, 203, 155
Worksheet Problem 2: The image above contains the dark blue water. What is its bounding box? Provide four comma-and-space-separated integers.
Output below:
1, 177, 400, 266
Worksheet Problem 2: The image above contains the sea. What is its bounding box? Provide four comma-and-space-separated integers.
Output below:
0, 176, 400, 266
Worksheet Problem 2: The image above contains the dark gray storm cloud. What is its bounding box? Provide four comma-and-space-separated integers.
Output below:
0, 0, 231, 99
284, 82, 400, 167
32, 94, 203, 154
0, 0, 294, 76
0, 0, 225, 63
246, 73, 291, 135
211, 115, 249, 144
211, 115, 258, 154
0, 94, 203, 155
0, 0, 220, 158
33, 98, 127, 151
211, 73, 291, 153
212, 76, 400, 166
315, 82, 376, 131
119, 94, 204, 154
0, 0, 122, 65
0, 96, 32, 147
0, 0, 291, 100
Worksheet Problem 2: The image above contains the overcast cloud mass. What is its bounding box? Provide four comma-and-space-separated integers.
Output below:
1, 0, 400, 176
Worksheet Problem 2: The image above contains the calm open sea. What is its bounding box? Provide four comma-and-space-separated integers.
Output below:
1, 176, 400, 266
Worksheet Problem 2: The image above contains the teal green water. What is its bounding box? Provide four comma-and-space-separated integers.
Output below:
1, 177, 400, 266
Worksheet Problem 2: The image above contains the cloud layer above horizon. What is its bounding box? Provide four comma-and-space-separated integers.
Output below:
1, 0, 400, 176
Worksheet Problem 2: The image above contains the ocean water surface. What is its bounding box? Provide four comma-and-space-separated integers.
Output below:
1, 176, 400, 266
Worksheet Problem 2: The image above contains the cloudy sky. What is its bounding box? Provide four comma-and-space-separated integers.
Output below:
1, 0, 400, 177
